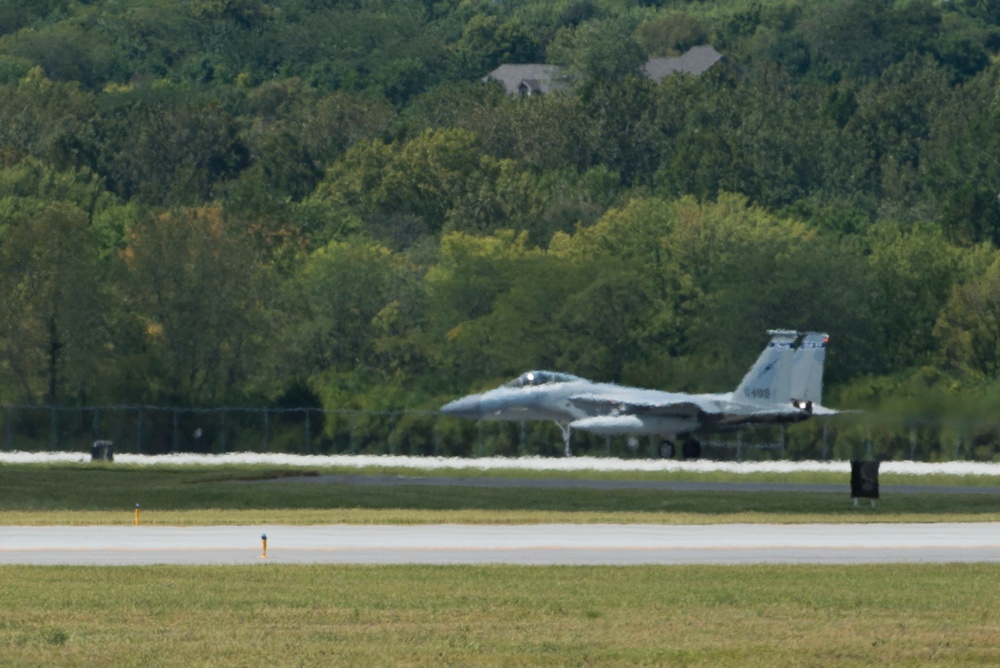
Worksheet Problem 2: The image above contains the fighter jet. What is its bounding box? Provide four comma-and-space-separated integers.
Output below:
439, 330, 838, 459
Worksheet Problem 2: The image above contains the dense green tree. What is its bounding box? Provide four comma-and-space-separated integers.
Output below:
864, 221, 981, 375
315, 128, 521, 239
0, 0, 70, 37
548, 17, 646, 82
453, 15, 541, 78
935, 251, 1000, 378
116, 207, 274, 405
0, 0, 999, 419
0, 68, 97, 171
96, 86, 249, 205
282, 238, 401, 379
847, 55, 950, 221
0, 203, 105, 404
636, 12, 709, 56
920, 66, 1000, 245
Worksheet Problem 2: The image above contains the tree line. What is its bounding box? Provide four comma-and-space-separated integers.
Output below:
3, 0, 1000, 438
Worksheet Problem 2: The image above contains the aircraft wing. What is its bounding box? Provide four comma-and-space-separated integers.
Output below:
568, 388, 715, 418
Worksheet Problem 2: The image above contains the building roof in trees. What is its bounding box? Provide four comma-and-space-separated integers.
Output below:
485, 47, 725, 96
642, 45, 725, 82
484, 64, 570, 96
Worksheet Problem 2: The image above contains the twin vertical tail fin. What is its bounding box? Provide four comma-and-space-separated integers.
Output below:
790, 332, 829, 411
734, 330, 798, 405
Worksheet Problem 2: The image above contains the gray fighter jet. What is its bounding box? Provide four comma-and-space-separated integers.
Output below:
440, 330, 838, 459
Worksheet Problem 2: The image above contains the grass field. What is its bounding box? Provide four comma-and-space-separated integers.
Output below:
2, 564, 999, 666
2, 461, 999, 666
0, 462, 999, 525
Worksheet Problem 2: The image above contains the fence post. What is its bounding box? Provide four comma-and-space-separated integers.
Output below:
304, 410, 312, 455
136, 407, 143, 454
49, 406, 57, 451
5, 405, 11, 451
433, 418, 441, 457
349, 411, 357, 454
172, 408, 179, 453
389, 412, 397, 456
262, 408, 270, 452
219, 410, 227, 453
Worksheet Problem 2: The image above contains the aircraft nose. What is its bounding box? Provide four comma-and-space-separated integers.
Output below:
440, 394, 482, 419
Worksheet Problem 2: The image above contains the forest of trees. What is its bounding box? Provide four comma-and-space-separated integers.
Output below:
4, 0, 1000, 448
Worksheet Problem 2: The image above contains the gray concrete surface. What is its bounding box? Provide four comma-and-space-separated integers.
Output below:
1, 523, 998, 566
251, 473, 1000, 495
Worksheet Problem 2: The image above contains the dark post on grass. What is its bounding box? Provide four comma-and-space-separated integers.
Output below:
91, 440, 114, 462
850, 460, 879, 508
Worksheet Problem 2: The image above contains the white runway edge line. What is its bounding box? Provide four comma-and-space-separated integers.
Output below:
1, 451, 1000, 476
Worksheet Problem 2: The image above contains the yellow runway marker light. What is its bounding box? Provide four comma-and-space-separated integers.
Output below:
260, 533, 268, 559
134, 503, 140, 526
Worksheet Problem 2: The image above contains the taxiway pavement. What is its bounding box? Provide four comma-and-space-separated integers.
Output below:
1, 523, 998, 566
252, 473, 1000, 495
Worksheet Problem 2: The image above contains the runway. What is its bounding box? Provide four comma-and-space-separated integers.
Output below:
1, 523, 998, 566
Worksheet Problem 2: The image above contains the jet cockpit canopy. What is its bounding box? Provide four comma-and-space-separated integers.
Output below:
505, 370, 582, 388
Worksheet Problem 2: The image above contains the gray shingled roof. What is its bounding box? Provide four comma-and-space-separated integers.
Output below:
483, 49, 724, 94
484, 64, 569, 95
642, 45, 724, 82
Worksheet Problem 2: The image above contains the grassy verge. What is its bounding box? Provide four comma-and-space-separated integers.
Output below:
0, 463, 998, 525
2, 564, 998, 667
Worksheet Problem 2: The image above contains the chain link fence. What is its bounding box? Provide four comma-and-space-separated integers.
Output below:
1, 404, 998, 462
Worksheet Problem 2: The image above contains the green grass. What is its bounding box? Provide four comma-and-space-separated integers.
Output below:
1, 564, 998, 666
1, 462, 999, 525
2, 463, 998, 666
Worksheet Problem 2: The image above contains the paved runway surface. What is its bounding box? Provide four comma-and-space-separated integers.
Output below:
255, 473, 1000, 495
2, 523, 998, 566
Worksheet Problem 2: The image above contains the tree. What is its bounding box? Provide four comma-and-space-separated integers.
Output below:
117, 207, 274, 405
421, 230, 540, 388
935, 251, 1000, 379
283, 238, 400, 378
0, 67, 97, 171
865, 221, 976, 375
97, 88, 250, 206
452, 15, 541, 78
548, 17, 646, 82
635, 12, 709, 56
314, 128, 492, 238
0, 203, 105, 404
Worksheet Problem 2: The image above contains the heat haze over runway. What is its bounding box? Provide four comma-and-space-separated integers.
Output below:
2, 523, 999, 566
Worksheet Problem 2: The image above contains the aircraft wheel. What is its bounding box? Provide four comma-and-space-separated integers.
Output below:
658, 440, 675, 459
682, 438, 702, 460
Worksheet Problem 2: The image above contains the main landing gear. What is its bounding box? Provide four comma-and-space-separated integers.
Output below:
681, 437, 702, 460
658, 440, 675, 459
557, 422, 573, 457
657, 437, 701, 460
